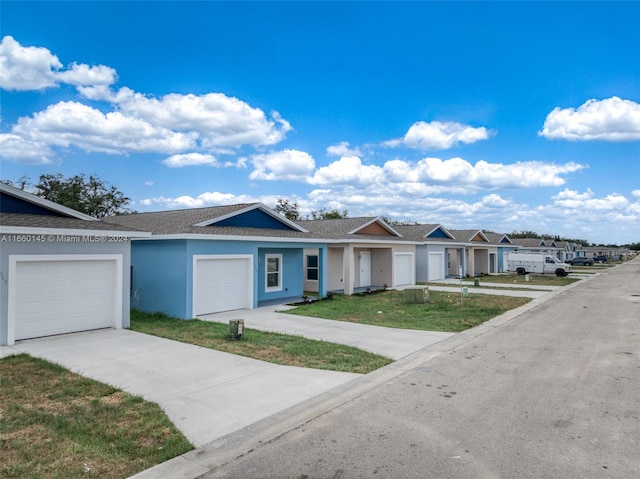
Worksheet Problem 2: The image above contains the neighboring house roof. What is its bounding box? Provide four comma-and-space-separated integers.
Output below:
509, 237, 551, 248
106, 207, 420, 244
482, 232, 513, 245
448, 229, 490, 243
296, 217, 416, 243
0, 182, 97, 221
0, 182, 147, 236
393, 224, 458, 243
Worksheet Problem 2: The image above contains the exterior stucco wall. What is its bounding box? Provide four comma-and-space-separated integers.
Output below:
131, 239, 188, 318
0, 235, 132, 346
131, 238, 326, 319
415, 244, 447, 282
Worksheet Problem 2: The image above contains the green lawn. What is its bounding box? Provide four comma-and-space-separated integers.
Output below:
131, 310, 392, 374
285, 289, 531, 332
0, 354, 193, 479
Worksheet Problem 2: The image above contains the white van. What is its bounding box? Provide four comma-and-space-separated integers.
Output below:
506, 252, 572, 277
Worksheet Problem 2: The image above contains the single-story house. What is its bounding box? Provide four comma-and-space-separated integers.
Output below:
393, 224, 466, 281
448, 229, 496, 276
509, 238, 562, 260
0, 182, 147, 346
104, 203, 329, 319
297, 217, 418, 295
483, 232, 518, 273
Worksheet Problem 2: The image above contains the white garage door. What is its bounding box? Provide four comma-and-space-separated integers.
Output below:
193, 255, 253, 316
11, 256, 121, 342
394, 253, 414, 287
428, 253, 444, 281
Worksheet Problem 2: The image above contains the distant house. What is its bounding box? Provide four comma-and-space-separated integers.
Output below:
448, 229, 495, 276
509, 237, 561, 258
297, 217, 418, 295
393, 224, 464, 281
0, 182, 147, 346
483, 232, 518, 272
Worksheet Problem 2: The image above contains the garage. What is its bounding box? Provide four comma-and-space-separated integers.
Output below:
428, 252, 444, 281
9, 255, 122, 342
394, 253, 414, 287
193, 255, 253, 316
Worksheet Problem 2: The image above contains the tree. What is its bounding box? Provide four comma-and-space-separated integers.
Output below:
28, 174, 132, 218
274, 198, 300, 221
310, 207, 348, 220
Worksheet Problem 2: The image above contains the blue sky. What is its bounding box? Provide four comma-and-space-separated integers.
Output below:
1, 1, 639, 244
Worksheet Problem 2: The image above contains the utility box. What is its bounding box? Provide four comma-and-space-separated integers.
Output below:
405, 286, 429, 304
229, 319, 244, 340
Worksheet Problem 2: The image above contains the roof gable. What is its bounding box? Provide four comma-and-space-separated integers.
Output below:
195, 203, 308, 232
0, 191, 67, 217
426, 226, 454, 239
0, 183, 96, 221
349, 218, 402, 237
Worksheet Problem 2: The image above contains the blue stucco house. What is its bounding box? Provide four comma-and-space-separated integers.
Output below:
104, 203, 328, 319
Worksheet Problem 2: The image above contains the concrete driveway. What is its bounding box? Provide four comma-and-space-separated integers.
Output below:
0, 307, 455, 449
1, 328, 360, 447
200, 305, 455, 360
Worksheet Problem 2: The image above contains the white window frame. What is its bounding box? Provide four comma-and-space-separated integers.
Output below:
306, 254, 319, 282
265, 253, 283, 292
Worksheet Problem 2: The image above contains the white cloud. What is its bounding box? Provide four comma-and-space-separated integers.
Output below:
540, 97, 640, 141
0, 133, 56, 165
0, 36, 61, 90
162, 153, 219, 168
139, 191, 258, 209
0, 36, 117, 92
111, 88, 292, 150
385, 121, 491, 150
308, 156, 385, 186
55, 62, 117, 87
632, 190, 640, 199
12, 101, 196, 154
307, 156, 583, 192
249, 149, 316, 181
327, 141, 362, 157
552, 188, 629, 211
1, 37, 292, 163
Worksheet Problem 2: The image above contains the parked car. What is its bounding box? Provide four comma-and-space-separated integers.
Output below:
592, 255, 607, 263
567, 257, 593, 266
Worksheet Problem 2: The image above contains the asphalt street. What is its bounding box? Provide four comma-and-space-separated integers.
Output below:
202, 260, 640, 479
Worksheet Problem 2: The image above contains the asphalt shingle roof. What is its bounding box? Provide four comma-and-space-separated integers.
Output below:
0, 212, 145, 233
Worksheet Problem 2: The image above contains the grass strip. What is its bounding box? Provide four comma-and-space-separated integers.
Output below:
285, 289, 531, 332
131, 310, 392, 374
0, 354, 192, 479
459, 274, 579, 286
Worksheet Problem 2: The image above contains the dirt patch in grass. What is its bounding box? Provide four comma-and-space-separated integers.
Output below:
0, 354, 193, 479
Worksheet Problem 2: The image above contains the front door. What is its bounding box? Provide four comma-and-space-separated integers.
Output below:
359, 251, 371, 287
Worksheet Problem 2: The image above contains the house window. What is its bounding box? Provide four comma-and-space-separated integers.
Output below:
265, 254, 282, 292
306, 255, 318, 281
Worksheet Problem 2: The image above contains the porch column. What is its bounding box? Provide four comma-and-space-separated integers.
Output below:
343, 245, 354, 295
461, 247, 467, 277
318, 246, 327, 299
